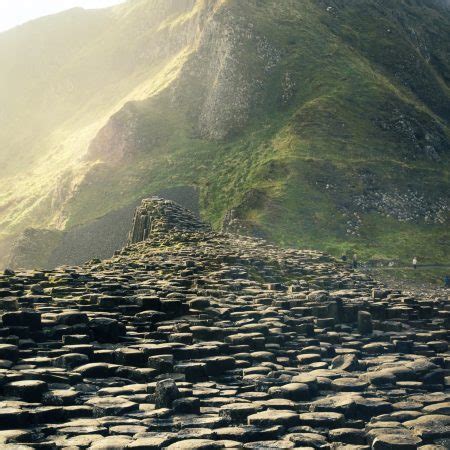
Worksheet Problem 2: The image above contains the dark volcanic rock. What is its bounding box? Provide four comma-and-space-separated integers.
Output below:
154, 378, 180, 408
0, 198, 447, 447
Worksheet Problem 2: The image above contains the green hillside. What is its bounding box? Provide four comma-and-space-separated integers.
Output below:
1, 0, 449, 268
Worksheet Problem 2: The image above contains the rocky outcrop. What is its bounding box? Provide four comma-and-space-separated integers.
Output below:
128, 197, 210, 244
0, 199, 448, 447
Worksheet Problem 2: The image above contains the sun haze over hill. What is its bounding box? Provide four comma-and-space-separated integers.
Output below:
0, 0, 125, 32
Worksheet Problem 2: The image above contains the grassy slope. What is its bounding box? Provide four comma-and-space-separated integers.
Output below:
1, 0, 449, 268
203, 0, 450, 264
265, 0, 450, 263
0, 0, 203, 240
64, 0, 449, 265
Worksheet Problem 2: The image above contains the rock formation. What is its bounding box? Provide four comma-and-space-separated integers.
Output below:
128, 197, 210, 245
0, 198, 448, 448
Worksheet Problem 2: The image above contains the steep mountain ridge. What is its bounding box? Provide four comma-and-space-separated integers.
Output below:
0, 0, 214, 238
1, 0, 449, 268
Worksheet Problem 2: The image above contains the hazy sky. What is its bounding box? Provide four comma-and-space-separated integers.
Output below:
0, 0, 125, 32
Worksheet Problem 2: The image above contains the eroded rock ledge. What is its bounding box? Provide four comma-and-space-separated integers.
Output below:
0, 198, 448, 448
128, 197, 210, 245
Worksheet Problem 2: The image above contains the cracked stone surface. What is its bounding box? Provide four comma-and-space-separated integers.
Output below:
0, 198, 448, 449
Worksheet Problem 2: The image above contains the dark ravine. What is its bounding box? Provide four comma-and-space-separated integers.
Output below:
0, 198, 448, 448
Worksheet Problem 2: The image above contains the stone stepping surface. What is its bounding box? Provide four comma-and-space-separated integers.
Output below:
0, 198, 448, 448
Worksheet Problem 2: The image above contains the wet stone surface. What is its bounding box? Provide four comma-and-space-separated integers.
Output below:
0, 198, 448, 449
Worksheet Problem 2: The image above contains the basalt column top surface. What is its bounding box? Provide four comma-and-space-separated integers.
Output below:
0, 199, 448, 448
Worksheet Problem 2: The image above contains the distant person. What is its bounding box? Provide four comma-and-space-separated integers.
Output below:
445, 275, 450, 288
412, 257, 418, 270
352, 254, 358, 269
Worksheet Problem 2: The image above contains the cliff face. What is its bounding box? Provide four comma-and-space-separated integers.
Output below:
1, 0, 449, 269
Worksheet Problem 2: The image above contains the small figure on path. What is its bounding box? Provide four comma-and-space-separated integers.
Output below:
352, 254, 358, 269
445, 274, 450, 288
412, 257, 417, 270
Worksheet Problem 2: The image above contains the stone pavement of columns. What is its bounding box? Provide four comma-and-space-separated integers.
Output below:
0, 199, 448, 449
